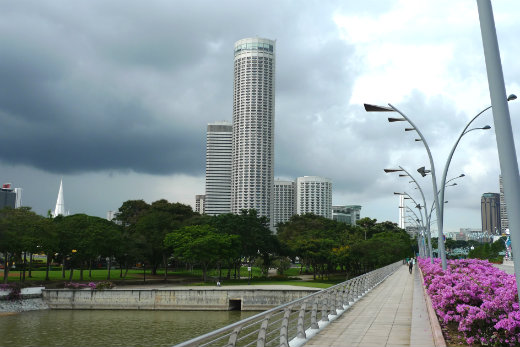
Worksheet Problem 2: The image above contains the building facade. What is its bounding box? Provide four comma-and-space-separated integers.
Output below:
332, 205, 362, 226
231, 38, 275, 225
273, 180, 295, 226
205, 122, 232, 215
0, 183, 17, 209
295, 176, 332, 219
481, 192, 501, 235
195, 194, 206, 214
499, 175, 509, 233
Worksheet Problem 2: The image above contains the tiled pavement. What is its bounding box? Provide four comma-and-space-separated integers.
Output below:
304, 265, 436, 347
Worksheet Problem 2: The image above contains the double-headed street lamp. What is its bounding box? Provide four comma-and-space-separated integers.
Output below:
365, 95, 514, 270
387, 166, 433, 262
397, 194, 428, 257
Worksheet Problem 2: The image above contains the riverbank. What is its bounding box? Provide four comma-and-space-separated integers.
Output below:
43, 285, 320, 311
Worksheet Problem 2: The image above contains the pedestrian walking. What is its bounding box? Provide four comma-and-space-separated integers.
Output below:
408, 260, 413, 274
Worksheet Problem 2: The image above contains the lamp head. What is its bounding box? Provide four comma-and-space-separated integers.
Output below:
388, 117, 406, 122
384, 168, 403, 173
364, 103, 395, 112
482, 125, 491, 130
417, 166, 430, 177
507, 94, 517, 101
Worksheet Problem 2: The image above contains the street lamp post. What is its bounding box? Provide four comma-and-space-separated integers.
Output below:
402, 204, 427, 257
365, 100, 512, 270
387, 166, 434, 262
477, 0, 520, 305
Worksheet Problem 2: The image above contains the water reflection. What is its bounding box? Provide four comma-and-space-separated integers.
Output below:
0, 310, 259, 347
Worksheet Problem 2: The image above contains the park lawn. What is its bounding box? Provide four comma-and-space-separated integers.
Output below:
0, 266, 265, 283
1, 269, 143, 282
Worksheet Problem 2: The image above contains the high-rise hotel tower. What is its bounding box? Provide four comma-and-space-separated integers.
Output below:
231, 38, 275, 222
205, 122, 232, 215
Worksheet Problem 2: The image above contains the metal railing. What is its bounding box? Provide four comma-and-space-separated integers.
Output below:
173, 261, 401, 347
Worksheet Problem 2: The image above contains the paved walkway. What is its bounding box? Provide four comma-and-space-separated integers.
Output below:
304, 265, 436, 347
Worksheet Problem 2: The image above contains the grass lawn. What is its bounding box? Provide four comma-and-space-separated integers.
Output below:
1, 266, 340, 289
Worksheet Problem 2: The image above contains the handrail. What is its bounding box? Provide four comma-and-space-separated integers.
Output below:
173, 261, 401, 347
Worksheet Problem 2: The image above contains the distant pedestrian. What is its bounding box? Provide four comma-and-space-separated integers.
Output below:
217, 281, 221, 287
408, 261, 413, 274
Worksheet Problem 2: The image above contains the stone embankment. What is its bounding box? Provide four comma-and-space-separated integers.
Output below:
43, 285, 320, 311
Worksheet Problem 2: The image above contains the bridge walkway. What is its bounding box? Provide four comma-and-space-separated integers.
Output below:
304, 265, 437, 347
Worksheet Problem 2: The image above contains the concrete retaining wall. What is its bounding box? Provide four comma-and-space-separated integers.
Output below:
42, 288, 320, 311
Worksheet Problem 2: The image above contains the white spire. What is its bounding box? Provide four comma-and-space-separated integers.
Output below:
53, 179, 66, 217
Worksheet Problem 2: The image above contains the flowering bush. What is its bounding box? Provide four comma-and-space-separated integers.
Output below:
0, 283, 22, 301
419, 258, 520, 346
65, 281, 113, 290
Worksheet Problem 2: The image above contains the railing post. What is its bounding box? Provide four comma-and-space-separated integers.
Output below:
337, 286, 343, 310
280, 306, 292, 347
342, 281, 350, 306
310, 297, 319, 329
328, 290, 337, 316
296, 303, 307, 339
256, 314, 272, 347
227, 325, 243, 347
321, 294, 329, 322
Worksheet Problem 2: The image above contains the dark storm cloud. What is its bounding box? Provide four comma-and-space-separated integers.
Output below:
0, 0, 377, 177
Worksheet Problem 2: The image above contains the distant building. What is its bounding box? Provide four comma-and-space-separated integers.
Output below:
14, 188, 22, 208
481, 193, 500, 235
0, 183, 17, 209
499, 175, 509, 233
205, 122, 232, 215
405, 225, 421, 238
195, 194, 206, 214
332, 205, 362, 226
107, 211, 116, 221
273, 180, 295, 226
295, 176, 332, 219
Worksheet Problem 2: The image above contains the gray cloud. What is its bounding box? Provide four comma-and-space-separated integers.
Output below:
1, 0, 519, 233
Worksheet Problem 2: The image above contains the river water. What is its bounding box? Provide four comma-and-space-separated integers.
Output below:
0, 309, 259, 347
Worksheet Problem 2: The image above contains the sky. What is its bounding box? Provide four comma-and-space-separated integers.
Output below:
1, 0, 519, 234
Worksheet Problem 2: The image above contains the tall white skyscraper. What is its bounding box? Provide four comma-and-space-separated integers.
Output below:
231, 37, 276, 223
205, 122, 232, 215
295, 176, 332, 219
273, 179, 295, 226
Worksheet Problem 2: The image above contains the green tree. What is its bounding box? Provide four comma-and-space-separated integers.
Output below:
165, 224, 237, 281
133, 200, 195, 276
0, 207, 42, 283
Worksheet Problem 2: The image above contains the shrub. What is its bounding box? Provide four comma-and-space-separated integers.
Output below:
64, 281, 113, 290
419, 258, 520, 346
0, 283, 22, 301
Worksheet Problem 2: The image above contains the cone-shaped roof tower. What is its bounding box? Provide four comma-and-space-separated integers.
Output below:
53, 179, 66, 217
